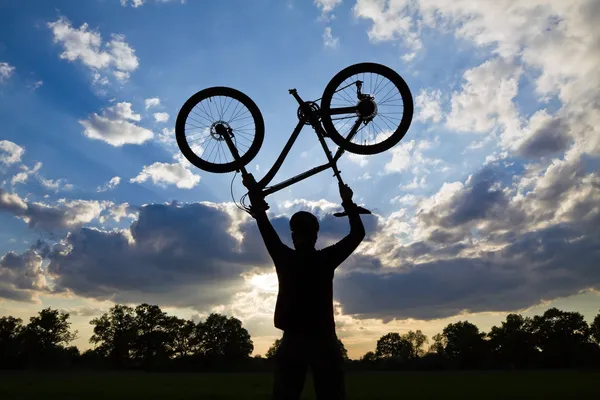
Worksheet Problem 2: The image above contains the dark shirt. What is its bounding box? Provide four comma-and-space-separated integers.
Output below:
253, 206, 365, 335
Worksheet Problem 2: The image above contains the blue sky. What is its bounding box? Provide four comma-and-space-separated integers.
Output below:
1, 0, 599, 358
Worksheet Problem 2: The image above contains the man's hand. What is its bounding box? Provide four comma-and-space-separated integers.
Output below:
339, 183, 354, 203
248, 189, 265, 207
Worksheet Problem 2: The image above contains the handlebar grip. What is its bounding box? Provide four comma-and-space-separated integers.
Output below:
334, 206, 372, 217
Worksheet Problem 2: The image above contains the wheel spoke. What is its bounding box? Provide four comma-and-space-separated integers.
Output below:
186, 114, 209, 128
378, 86, 398, 106
185, 124, 210, 130
197, 102, 214, 122
221, 96, 234, 120
190, 109, 213, 124
377, 114, 395, 132
230, 114, 253, 124
230, 102, 247, 122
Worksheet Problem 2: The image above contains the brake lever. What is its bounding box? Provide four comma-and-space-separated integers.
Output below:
334, 206, 372, 218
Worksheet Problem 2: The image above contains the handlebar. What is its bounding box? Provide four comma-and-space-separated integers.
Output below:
334, 206, 371, 217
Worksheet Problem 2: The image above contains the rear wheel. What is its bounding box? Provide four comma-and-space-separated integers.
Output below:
175, 87, 264, 173
320, 62, 413, 155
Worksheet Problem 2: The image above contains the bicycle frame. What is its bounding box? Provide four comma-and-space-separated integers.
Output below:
221, 89, 363, 198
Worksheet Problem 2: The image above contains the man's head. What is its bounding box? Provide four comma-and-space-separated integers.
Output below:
290, 211, 319, 250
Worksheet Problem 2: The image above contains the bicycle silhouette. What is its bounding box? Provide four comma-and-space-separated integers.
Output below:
175, 62, 413, 216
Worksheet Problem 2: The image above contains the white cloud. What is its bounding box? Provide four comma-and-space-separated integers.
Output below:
48, 16, 139, 82
390, 194, 417, 206
29, 80, 43, 90
0, 62, 15, 82
153, 112, 169, 123
445, 58, 522, 136
0, 250, 49, 302
0, 141, 24, 165
385, 139, 441, 173
323, 27, 339, 48
130, 162, 200, 189
93, 73, 109, 86
0, 188, 109, 231
347, 153, 368, 167
107, 202, 137, 222
354, 0, 600, 160
38, 176, 72, 192
357, 172, 372, 181
415, 89, 442, 123
120, 0, 185, 7
59, 306, 106, 317
10, 162, 72, 192
145, 97, 161, 110
400, 175, 426, 190
384, 140, 413, 173
97, 176, 121, 192
80, 102, 153, 146
314, 0, 342, 16
105, 102, 141, 121
158, 128, 175, 144
11, 172, 29, 186
353, 0, 422, 53
53, 198, 107, 226
401, 51, 417, 62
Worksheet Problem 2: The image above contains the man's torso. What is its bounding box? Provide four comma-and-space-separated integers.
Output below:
274, 248, 336, 335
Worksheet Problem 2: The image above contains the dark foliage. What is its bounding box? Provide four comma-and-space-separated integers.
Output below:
1, 305, 599, 371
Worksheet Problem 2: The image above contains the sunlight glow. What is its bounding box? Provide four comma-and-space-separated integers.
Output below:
247, 272, 278, 293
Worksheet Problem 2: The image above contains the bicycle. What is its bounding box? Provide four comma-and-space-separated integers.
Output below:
175, 62, 413, 217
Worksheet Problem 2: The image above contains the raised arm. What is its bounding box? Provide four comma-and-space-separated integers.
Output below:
322, 183, 366, 269
252, 206, 289, 260
243, 174, 289, 262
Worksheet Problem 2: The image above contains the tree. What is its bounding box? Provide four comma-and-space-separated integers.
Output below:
375, 332, 412, 363
164, 316, 197, 358
0, 316, 24, 368
21, 308, 77, 366
133, 304, 171, 367
591, 311, 600, 345
530, 308, 592, 367
404, 330, 428, 359
488, 313, 537, 369
197, 313, 253, 359
24, 308, 77, 348
337, 338, 349, 361
266, 338, 282, 359
442, 321, 487, 368
360, 351, 377, 364
264, 337, 348, 362
429, 333, 447, 355
90, 304, 137, 367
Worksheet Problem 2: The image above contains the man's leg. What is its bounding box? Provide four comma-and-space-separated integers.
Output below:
272, 333, 308, 400
310, 334, 346, 400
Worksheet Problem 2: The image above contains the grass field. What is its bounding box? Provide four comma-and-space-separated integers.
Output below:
2, 370, 599, 399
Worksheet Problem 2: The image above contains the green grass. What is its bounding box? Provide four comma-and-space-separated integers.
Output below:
1, 370, 599, 399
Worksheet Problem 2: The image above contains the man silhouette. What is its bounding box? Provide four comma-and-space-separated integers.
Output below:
246, 180, 366, 400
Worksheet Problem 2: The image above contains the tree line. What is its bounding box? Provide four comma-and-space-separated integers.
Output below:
1, 304, 599, 371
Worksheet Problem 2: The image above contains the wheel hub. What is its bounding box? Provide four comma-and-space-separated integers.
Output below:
211, 121, 231, 141
356, 97, 377, 120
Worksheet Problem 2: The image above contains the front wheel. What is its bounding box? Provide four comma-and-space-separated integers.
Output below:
320, 63, 413, 155
175, 87, 265, 173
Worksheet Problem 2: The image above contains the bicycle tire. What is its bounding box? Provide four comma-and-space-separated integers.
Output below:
175, 87, 264, 173
320, 63, 413, 155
